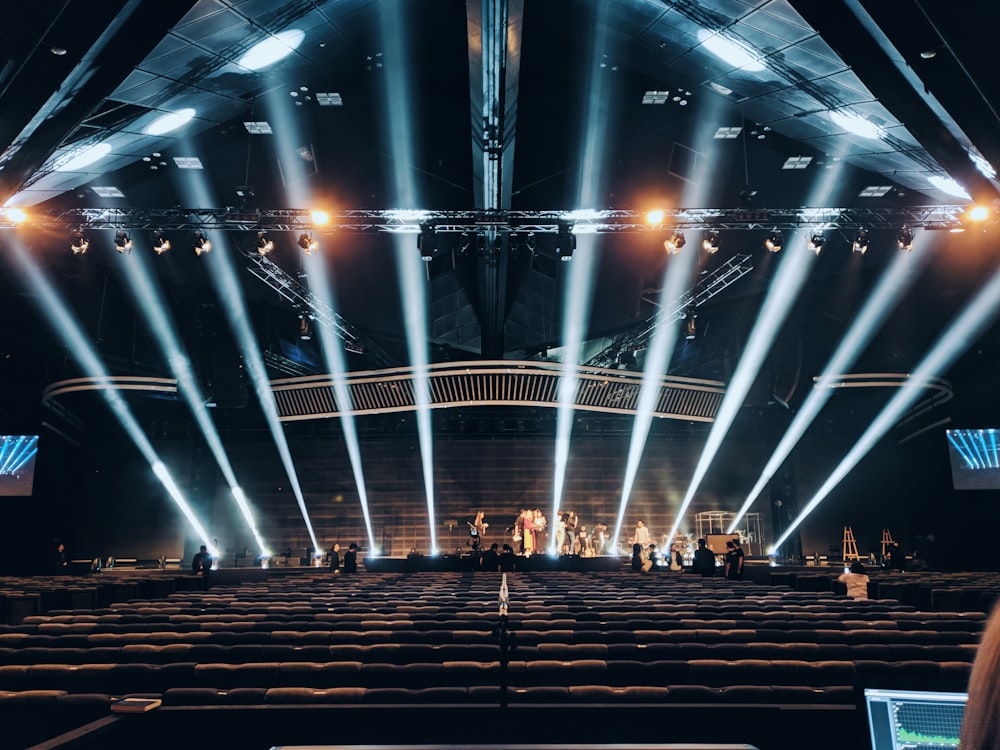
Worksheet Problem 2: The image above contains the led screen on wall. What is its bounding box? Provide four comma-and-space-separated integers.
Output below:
0, 435, 39, 496
947, 429, 1000, 490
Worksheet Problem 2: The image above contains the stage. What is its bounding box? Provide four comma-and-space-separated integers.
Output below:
363, 553, 628, 573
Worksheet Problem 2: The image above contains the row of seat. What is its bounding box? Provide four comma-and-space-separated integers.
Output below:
0, 657, 973, 692
0, 627, 980, 650
0, 683, 855, 707
0, 640, 975, 665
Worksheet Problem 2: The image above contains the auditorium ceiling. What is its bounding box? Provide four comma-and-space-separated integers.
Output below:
2, 0, 1000, 431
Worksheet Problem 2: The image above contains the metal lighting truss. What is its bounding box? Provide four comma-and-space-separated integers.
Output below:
2, 205, 972, 232
244, 251, 394, 368
586, 253, 754, 368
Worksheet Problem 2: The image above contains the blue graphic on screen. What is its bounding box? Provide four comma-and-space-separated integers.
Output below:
865, 688, 966, 749
946, 429, 1000, 490
0, 435, 39, 496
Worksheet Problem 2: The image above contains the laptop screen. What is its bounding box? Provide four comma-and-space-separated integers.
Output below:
864, 687, 967, 749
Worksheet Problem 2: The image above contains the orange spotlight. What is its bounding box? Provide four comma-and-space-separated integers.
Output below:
310, 210, 331, 226
4, 208, 27, 224
967, 205, 990, 222
646, 209, 665, 225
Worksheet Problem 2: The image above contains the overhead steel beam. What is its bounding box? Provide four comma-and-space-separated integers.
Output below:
586, 254, 755, 369
0, 0, 200, 204
467, 0, 523, 357
8, 205, 973, 233
788, 0, 1000, 204
850, 0, 1000, 190
244, 251, 395, 369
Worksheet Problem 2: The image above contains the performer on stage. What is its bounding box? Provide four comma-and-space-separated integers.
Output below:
512, 512, 524, 553
555, 512, 567, 553
532, 508, 547, 553
564, 511, 578, 554
593, 524, 608, 555
469, 511, 488, 552
633, 520, 650, 548
521, 509, 535, 555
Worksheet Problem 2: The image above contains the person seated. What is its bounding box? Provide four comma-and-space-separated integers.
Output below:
480, 543, 500, 572
343, 543, 359, 573
631, 543, 644, 572
191, 545, 211, 576
498, 544, 516, 572
837, 561, 871, 601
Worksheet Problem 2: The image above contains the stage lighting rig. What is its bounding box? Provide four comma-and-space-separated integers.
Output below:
556, 225, 576, 261
852, 230, 870, 255
665, 231, 686, 254
702, 231, 721, 253
418, 224, 436, 261
152, 231, 170, 255
807, 233, 824, 255
765, 229, 783, 253
70, 230, 89, 254
114, 231, 132, 254
297, 233, 318, 255
685, 308, 698, 340
256, 231, 274, 255
193, 231, 211, 256
897, 227, 914, 252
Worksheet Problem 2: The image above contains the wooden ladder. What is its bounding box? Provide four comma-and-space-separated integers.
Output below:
842, 526, 860, 562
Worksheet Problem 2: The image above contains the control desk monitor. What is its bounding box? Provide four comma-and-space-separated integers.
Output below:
864, 687, 967, 749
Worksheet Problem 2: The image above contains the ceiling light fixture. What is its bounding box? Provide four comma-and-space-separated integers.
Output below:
852, 230, 870, 255
702, 230, 720, 253
696, 29, 766, 72
926, 175, 971, 200
173, 156, 203, 169
193, 231, 211, 256
782, 156, 812, 170
55, 142, 112, 172
297, 233, 318, 255
645, 209, 664, 225
664, 231, 686, 254
243, 121, 273, 134
238, 29, 305, 71
713, 126, 742, 139
310, 210, 330, 226
828, 110, 886, 140
256, 231, 274, 255
316, 92, 343, 106
152, 231, 170, 255
968, 150, 997, 180
144, 108, 196, 136
114, 230, 133, 254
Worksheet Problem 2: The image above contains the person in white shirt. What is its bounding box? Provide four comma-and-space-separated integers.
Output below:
633, 520, 650, 547
838, 561, 871, 600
